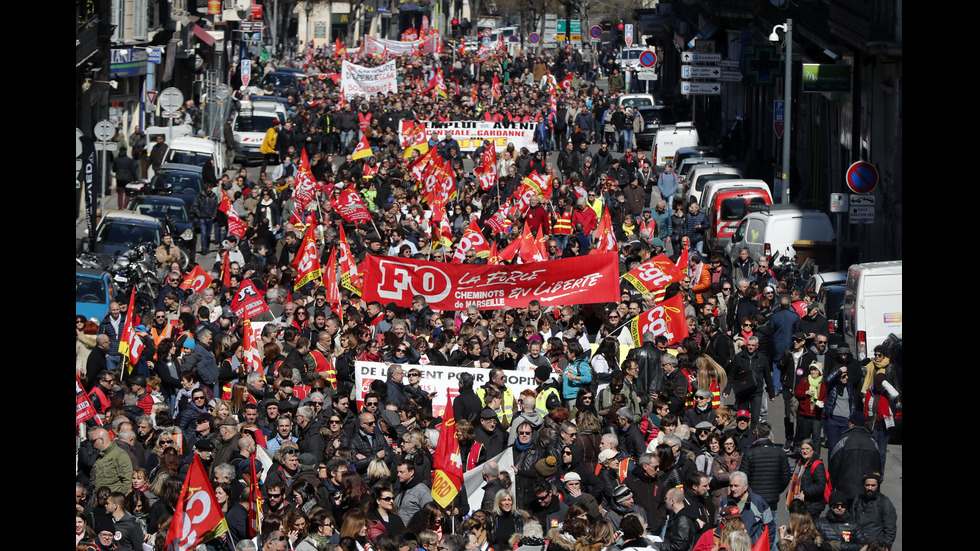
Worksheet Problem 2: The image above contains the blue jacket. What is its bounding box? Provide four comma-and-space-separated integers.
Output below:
657, 171, 678, 199
769, 306, 800, 360
683, 210, 709, 244
98, 313, 123, 358
562, 357, 592, 399
719, 489, 776, 549
823, 367, 861, 419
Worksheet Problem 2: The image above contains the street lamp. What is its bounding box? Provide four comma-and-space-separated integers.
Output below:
305, 1, 313, 52
770, 19, 792, 203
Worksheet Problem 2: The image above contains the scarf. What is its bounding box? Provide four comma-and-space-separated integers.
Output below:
308, 533, 332, 550
514, 436, 534, 453
861, 356, 890, 392
807, 373, 822, 398
740, 328, 753, 342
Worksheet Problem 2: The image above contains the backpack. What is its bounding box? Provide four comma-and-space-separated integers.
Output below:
811, 459, 834, 503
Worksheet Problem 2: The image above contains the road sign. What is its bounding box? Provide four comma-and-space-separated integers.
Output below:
158, 87, 185, 114
145, 90, 158, 105
719, 59, 739, 69
482, 37, 491, 46
830, 193, 848, 213
680, 82, 721, 95
718, 71, 743, 82
94, 142, 118, 152
681, 65, 720, 79
774, 100, 785, 139
845, 161, 879, 194
624, 24, 633, 47
147, 47, 163, 64
681, 52, 722, 63
241, 59, 251, 87
637, 70, 658, 81
93, 120, 116, 142
589, 25, 602, 39
639, 50, 657, 67
508, 36, 519, 43
528, 33, 540, 44
482, 29, 491, 38
849, 194, 875, 224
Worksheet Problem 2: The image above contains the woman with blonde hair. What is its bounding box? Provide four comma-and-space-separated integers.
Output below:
572, 520, 618, 551
491, 490, 526, 551
366, 458, 392, 485
339, 511, 373, 551
695, 355, 728, 409
776, 511, 822, 551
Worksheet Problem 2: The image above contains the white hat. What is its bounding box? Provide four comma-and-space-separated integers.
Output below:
598, 449, 619, 464
562, 472, 582, 483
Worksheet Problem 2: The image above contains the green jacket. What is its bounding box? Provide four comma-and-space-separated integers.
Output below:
93, 440, 133, 493
608, 74, 626, 91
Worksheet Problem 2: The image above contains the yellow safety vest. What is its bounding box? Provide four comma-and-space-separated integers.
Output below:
535, 386, 560, 414
477, 386, 514, 422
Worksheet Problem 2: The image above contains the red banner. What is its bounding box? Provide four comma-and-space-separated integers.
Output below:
230, 280, 271, 319
180, 265, 213, 293
331, 187, 373, 224
629, 293, 689, 346
361, 252, 621, 310
621, 254, 685, 293
165, 454, 228, 550
76, 375, 98, 425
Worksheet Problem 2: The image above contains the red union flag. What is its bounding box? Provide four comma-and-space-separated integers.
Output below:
241, 319, 263, 373
230, 280, 270, 319
118, 287, 144, 367
323, 247, 342, 321
362, 253, 620, 310
431, 400, 463, 508
622, 254, 685, 293
293, 149, 320, 211
218, 193, 247, 239
474, 145, 497, 191
292, 224, 322, 289
331, 187, 373, 224
591, 207, 616, 254
523, 170, 554, 200
452, 219, 490, 263
179, 265, 213, 293
629, 293, 689, 346
76, 375, 98, 425
337, 224, 362, 294
164, 454, 228, 550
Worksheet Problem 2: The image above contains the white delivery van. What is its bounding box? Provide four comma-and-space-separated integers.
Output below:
725, 204, 835, 265
164, 136, 225, 175
842, 261, 902, 360
652, 122, 698, 168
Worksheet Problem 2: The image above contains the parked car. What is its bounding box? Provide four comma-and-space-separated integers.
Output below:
688, 165, 742, 205
231, 99, 289, 165
147, 163, 203, 211
128, 195, 195, 268
842, 261, 902, 361
90, 210, 163, 258
725, 203, 835, 266
76, 268, 114, 321
635, 105, 670, 149
617, 93, 656, 108
653, 122, 698, 168
805, 270, 848, 296
704, 186, 773, 250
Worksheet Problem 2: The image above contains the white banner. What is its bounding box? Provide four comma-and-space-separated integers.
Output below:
399, 120, 539, 153
464, 448, 513, 514
354, 361, 537, 418
363, 34, 440, 56
342, 60, 397, 97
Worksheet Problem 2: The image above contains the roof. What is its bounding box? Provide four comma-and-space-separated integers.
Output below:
157, 163, 203, 173
101, 210, 159, 224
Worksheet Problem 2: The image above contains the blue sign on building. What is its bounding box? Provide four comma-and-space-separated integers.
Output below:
110, 48, 149, 77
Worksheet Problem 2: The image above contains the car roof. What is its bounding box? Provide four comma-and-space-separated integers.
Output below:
76, 267, 109, 278
168, 137, 216, 151
101, 210, 162, 224
676, 145, 721, 155
133, 195, 187, 207
157, 163, 203, 173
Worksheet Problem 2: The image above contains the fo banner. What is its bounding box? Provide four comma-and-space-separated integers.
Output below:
415, 120, 539, 153
355, 361, 536, 416
342, 60, 397, 97
361, 253, 621, 311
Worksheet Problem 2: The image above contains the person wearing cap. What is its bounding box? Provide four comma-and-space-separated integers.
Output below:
595, 448, 624, 507
604, 483, 648, 531
776, 330, 817, 452
474, 407, 506, 461
213, 417, 243, 467
850, 472, 896, 547
558, 470, 602, 522
798, 301, 829, 345
823, 350, 862, 454
814, 490, 861, 550
529, 478, 568, 529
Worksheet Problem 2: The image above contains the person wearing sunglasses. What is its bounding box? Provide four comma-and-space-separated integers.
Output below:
348, 412, 388, 474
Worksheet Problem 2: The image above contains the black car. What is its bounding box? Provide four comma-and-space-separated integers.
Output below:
147, 163, 203, 211
128, 195, 195, 268
635, 105, 670, 149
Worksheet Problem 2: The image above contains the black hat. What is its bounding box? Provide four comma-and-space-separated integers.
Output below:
534, 365, 552, 382
480, 408, 497, 420
195, 438, 215, 451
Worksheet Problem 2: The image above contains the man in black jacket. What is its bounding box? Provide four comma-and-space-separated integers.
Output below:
725, 336, 773, 429
111, 148, 139, 209
777, 331, 817, 450
107, 491, 145, 551
741, 422, 791, 513
453, 372, 483, 424
626, 331, 662, 400
662, 487, 702, 551
828, 412, 882, 502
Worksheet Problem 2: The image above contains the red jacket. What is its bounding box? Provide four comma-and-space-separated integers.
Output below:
523, 205, 551, 235
571, 206, 598, 235
794, 377, 827, 417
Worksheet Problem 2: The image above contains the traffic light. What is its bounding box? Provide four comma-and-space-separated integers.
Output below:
451, 18, 459, 38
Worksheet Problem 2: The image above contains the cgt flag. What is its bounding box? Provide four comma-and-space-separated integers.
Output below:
292, 223, 322, 290
621, 254, 685, 293
629, 293, 689, 346
165, 454, 228, 550
431, 400, 463, 507
179, 265, 213, 293
117, 287, 144, 368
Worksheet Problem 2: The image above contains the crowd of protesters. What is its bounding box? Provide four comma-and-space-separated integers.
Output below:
77, 41, 899, 551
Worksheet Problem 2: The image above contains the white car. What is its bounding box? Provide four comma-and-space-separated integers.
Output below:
616, 47, 651, 71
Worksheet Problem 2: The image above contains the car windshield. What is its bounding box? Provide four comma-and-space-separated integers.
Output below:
621, 50, 644, 60
721, 197, 768, 221
167, 151, 211, 167
822, 288, 846, 318
135, 202, 189, 223
155, 171, 201, 195
76, 275, 108, 304
621, 97, 653, 108
234, 113, 280, 133
697, 173, 738, 191
97, 221, 160, 246
262, 73, 296, 87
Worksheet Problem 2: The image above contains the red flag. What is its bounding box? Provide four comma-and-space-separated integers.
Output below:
165, 454, 229, 550
559, 73, 574, 91
324, 247, 342, 320
535, 226, 548, 259
621, 254, 685, 294
474, 145, 498, 191
452, 219, 490, 263
179, 265, 213, 293
76, 375, 98, 425
487, 241, 500, 265
292, 223, 323, 290
231, 280, 271, 319
591, 207, 617, 254
352, 133, 373, 160
334, 37, 347, 59
331, 187, 373, 224
752, 526, 770, 551
486, 212, 507, 234
629, 293, 689, 346
498, 235, 521, 262
218, 193, 247, 239
491, 73, 501, 100
221, 251, 231, 288
676, 246, 690, 276
518, 224, 544, 263
523, 170, 554, 200
293, 149, 320, 211
117, 287, 144, 368
431, 400, 463, 507
337, 224, 362, 294
247, 454, 264, 537
241, 319, 263, 373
